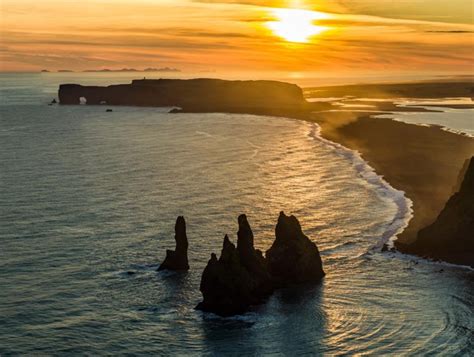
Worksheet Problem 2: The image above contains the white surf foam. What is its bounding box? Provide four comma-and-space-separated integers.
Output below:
305, 121, 414, 249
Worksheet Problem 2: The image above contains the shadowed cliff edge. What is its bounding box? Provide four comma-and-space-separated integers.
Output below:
59, 78, 474, 267
396, 157, 474, 267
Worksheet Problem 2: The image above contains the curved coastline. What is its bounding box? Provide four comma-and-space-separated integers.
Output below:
307, 121, 413, 250
296, 115, 473, 268
307, 110, 474, 265
56, 78, 474, 266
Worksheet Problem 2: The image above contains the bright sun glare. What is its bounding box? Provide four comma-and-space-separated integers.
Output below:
267, 9, 329, 43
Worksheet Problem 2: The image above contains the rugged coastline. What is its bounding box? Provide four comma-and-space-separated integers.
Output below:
57, 78, 474, 266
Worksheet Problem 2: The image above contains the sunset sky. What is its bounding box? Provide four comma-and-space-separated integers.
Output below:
1, 0, 473, 76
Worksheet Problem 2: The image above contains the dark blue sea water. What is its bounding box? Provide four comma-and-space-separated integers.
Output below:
1, 73, 473, 355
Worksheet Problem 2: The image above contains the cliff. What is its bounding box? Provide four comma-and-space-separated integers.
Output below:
58, 78, 307, 113
397, 156, 474, 267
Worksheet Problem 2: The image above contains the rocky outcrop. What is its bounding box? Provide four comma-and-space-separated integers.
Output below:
196, 215, 273, 316
397, 157, 474, 267
58, 79, 307, 114
196, 213, 324, 316
266, 212, 325, 287
158, 216, 190, 271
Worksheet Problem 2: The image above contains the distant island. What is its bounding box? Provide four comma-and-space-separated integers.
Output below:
83, 67, 181, 73
57, 78, 474, 267
40, 67, 181, 73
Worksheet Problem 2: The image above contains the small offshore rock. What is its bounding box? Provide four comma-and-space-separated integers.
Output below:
158, 216, 189, 271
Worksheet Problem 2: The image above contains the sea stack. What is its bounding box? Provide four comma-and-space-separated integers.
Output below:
399, 157, 474, 267
196, 215, 273, 316
158, 216, 189, 271
266, 212, 325, 287
197, 213, 325, 316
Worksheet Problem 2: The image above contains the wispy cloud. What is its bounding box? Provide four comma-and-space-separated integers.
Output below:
1, 0, 473, 73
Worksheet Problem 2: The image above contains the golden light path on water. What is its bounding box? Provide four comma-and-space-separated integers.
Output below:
267, 8, 329, 43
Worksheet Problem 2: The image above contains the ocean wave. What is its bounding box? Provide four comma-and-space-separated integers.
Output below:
306, 122, 413, 249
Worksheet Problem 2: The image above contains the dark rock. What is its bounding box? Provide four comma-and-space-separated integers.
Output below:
169, 108, 181, 113
106, 109, 113, 112
398, 156, 474, 267
196, 213, 325, 316
381, 243, 389, 252
58, 79, 307, 114
51, 99, 57, 104
196, 215, 273, 316
266, 212, 325, 287
158, 216, 189, 271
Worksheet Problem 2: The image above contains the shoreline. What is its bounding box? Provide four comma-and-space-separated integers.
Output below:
175, 106, 471, 258
61, 102, 473, 250
308, 121, 413, 250
303, 110, 474, 246
55, 78, 474, 264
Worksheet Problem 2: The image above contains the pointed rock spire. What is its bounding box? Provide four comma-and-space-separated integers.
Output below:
196, 212, 325, 316
196, 216, 273, 316
158, 216, 189, 271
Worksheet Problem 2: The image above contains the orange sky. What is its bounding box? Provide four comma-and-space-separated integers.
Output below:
1, 0, 473, 76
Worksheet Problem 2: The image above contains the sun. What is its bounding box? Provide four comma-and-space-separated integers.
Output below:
267, 8, 329, 43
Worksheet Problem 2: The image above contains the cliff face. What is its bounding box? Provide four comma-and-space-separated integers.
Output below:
398, 156, 474, 267
58, 79, 307, 113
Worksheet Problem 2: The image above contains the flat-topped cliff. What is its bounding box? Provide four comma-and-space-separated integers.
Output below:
58, 78, 307, 113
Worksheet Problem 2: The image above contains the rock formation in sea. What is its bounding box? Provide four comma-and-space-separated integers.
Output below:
158, 216, 190, 271
196, 215, 273, 316
58, 79, 307, 115
397, 156, 474, 267
266, 212, 325, 287
197, 213, 324, 316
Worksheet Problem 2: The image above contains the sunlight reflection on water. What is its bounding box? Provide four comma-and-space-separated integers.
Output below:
0, 76, 473, 354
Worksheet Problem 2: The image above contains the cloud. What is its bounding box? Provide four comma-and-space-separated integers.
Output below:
425, 30, 474, 33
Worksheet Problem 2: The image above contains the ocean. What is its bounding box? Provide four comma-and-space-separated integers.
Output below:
376, 98, 474, 137
1, 73, 473, 355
